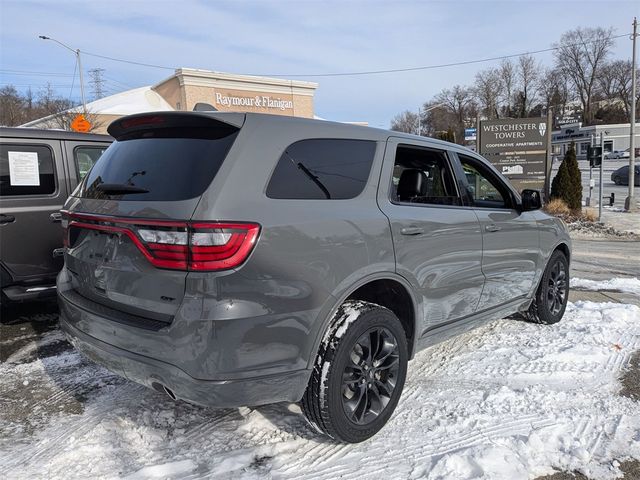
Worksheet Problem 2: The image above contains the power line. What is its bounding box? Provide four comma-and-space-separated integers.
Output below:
69, 57, 77, 102
77, 32, 629, 78
82, 51, 174, 70
0, 69, 75, 77
257, 33, 631, 77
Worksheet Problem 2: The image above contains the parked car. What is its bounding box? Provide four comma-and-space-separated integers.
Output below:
0, 127, 111, 303
611, 164, 640, 186
58, 112, 571, 443
605, 150, 625, 159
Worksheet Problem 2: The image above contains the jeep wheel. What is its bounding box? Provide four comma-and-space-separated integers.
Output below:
613, 175, 622, 185
522, 250, 569, 325
301, 300, 408, 443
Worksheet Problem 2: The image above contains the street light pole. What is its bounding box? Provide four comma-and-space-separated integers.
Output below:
625, 17, 638, 212
38, 35, 86, 112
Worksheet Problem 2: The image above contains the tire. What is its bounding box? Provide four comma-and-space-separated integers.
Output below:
301, 300, 408, 443
522, 250, 569, 325
613, 176, 622, 185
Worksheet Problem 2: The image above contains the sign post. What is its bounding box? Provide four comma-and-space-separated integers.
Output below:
478, 117, 550, 193
599, 133, 605, 221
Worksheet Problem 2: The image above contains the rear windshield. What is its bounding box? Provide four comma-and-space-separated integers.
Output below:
81, 127, 238, 201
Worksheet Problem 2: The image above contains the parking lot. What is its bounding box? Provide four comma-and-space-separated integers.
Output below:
2, 238, 639, 479
550, 159, 639, 210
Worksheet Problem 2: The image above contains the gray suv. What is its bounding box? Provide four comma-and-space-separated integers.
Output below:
57, 112, 571, 443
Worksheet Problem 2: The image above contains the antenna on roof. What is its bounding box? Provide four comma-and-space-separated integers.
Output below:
193, 102, 217, 112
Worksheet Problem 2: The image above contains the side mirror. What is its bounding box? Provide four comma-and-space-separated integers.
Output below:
521, 189, 542, 211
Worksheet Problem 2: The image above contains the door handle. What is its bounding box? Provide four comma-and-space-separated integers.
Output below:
0, 214, 15, 225
52, 248, 66, 258
485, 224, 501, 232
400, 226, 424, 236
50, 212, 62, 223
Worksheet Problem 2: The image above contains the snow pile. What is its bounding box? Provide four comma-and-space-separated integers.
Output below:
572, 277, 640, 295
2, 301, 640, 479
566, 218, 639, 239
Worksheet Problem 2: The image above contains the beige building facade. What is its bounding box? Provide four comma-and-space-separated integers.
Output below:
22, 68, 318, 134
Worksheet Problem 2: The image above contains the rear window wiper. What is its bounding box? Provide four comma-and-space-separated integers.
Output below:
95, 183, 149, 195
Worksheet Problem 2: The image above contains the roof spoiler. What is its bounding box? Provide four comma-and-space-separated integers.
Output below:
193, 102, 217, 112
107, 111, 245, 140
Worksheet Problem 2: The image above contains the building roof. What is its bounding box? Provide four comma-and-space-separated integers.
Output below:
21, 86, 174, 127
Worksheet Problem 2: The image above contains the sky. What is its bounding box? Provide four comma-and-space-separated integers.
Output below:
0, 0, 639, 128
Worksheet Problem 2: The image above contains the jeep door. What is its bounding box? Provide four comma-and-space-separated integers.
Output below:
377, 138, 485, 334
453, 153, 539, 311
0, 139, 68, 285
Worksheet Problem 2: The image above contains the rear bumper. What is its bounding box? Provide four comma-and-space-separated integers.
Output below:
60, 317, 311, 408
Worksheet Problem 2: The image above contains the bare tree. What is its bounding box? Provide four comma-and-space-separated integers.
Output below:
598, 59, 640, 120
554, 26, 615, 124
474, 68, 502, 119
514, 54, 540, 117
390, 110, 419, 134
434, 85, 476, 142
0, 86, 26, 126
538, 68, 571, 117
499, 59, 517, 117
420, 101, 457, 138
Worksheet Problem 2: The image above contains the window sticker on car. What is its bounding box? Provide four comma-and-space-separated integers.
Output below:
8, 151, 40, 186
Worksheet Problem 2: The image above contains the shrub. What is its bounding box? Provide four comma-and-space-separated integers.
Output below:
544, 198, 571, 215
550, 141, 583, 212
582, 208, 598, 222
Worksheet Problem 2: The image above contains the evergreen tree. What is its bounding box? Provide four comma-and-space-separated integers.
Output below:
550, 142, 582, 212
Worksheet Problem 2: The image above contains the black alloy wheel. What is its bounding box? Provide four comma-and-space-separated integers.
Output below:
546, 259, 567, 316
301, 300, 408, 443
522, 249, 570, 325
341, 327, 400, 425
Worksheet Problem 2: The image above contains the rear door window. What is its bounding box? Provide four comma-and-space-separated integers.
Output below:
74, 146, 108, 179
0, 144, 56, 197
266, 139, 376, 199
81, 128, 238, 201
390, 145, 460, 206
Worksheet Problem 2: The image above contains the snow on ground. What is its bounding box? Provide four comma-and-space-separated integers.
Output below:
572, 277, 640, 296
2, 301, 640, 480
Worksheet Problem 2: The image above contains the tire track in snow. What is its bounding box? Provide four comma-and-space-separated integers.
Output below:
278, 414, 557, 479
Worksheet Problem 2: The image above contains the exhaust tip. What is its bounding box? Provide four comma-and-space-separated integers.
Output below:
151, 381, 177, 401
163, 385, 177, 401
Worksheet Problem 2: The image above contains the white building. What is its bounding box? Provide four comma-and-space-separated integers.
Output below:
551, 122, 640, 160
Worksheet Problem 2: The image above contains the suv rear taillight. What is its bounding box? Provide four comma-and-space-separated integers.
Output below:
63, 213, 260, 272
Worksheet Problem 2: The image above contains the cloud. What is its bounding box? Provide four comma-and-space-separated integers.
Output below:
1, 0, 637, 126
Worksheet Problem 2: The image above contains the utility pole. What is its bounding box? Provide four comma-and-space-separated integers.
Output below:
625, 17, 638, 212
599, 132, 604, 221
89, 68, 106, 100
39, 35, 86, 113
587, 133, 594, 206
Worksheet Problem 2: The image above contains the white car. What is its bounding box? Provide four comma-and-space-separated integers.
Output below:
605, 150, 628, 159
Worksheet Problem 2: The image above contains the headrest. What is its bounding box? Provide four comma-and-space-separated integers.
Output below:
397, 169, 427, 201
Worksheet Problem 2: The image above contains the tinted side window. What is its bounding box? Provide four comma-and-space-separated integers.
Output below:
266, 139, 376, 199
74, 146, 107, 179
459, 155, 509, 209
0, 144, 56, 197
391, 145, 460, 206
